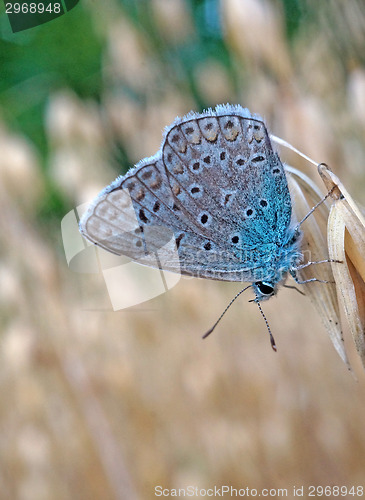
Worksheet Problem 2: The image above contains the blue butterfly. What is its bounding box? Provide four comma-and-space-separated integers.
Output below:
80, 104, 332, 348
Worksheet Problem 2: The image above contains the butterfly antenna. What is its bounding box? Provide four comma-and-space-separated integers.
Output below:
202, 285, 253, 339
256, 300, 277, 352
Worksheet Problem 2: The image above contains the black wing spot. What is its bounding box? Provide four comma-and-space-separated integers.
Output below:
139, 209, 148, 223
153, 201, 160, 212
225, 120, 234, 129
205, 122, 213, 130
176, 233, 184, 249
220, 151, 226, 160
204, 241, 212, 250
203, 155, 211, 164
260, 199, 268, 208
232, 235, 239, 244
136, 240, 142, 248
201, 214, 209, 224
252, 155, 265, 162
191, 186, 200, 194
185, 126, 194, 134
192, 162, 200, 170
171, 133, 180, 143
236, 158, 245, 166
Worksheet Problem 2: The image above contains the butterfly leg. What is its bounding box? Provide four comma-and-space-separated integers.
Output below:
295, 258, 342, 271
290, 270, 334, 285
296, 186, 336, 228
293, 277, 334, 285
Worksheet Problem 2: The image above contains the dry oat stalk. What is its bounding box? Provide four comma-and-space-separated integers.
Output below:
318, 164, 365, 369
285, 165, 350, 369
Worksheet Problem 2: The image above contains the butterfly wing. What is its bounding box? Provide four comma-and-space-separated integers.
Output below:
162, 104, 292, 250
79, 155, 247, 279
80, 105, 293, 282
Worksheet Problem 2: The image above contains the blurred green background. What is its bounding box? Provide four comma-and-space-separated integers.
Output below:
1, 1, 365, 499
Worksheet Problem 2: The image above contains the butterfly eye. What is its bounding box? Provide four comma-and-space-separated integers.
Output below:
256, 281, 274, 296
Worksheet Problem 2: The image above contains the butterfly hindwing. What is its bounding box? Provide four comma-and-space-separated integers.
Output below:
162, 106, 292, 252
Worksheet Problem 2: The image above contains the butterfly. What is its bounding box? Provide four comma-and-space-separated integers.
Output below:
79, 104, 332, 351
80, 104, 304, 307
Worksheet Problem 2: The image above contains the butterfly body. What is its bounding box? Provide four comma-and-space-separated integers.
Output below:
80, 104, 303, 300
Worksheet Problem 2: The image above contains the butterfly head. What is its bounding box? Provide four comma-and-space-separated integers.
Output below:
253, 281, 276, 301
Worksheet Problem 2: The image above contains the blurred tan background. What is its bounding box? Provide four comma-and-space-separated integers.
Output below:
1, 1, 365, 499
